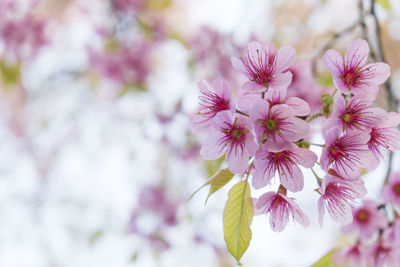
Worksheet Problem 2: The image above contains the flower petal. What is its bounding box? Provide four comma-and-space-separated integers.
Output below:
323, 49, 344, 77
345, 39, 369, 68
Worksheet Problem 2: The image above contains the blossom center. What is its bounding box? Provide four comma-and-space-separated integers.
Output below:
233, 129, 242, 138
341, 68, 361, 89
266, 119, 276, 130
356, 209, 370, 223
342, 113, 352, 123
392, 183, 400, 196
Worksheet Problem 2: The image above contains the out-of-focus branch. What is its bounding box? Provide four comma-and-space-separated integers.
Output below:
366, 0, 399, 186
312, 20, 360, 74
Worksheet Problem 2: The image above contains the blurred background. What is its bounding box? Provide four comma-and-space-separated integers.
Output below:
1, 0, 400, 266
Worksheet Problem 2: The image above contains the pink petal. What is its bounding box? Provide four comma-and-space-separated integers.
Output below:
254, 195, 272, 216
345, 39, 369, 68
333, 75, 351, 94
199, 132, 225, 160
285, 196, 310, 227
212, 110, 234, 130
197, 80, 212, 94
247, 41, 265, 63
285, 97, 310, 116
292, 147, 317, 168
270, 205, 289, 232
323, 126, 341, 146
278, 162, 303, 192
237, 93, 260, 113
378, 112, 400, 128
318, 197, 325, 227
323, 49, 344, 77
227, 149, 249, 174
320, 149, 330, 172
243, 81, 265, 93
269, 71, 292, 91
275, 45, 296, 73
365, 62, 391, 85
245, 134, 258, 156
255, 192, 275, 211
212, 78, 231, 100
231, 56, 251, 79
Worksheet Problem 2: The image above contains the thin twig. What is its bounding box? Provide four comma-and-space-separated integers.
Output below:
367, 0, 399, 187
312, 20, 361, 74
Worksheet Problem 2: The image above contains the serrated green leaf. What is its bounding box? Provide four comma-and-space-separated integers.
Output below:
0, 60, 21, 86
377, 0, 391, 10
311, 249, 339, 267
223, 181, 253, 265
188, 168, 234, 203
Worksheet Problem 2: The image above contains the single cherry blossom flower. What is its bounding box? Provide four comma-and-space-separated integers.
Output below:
191, 78, 234, 133
253, 189, 309, 232
317, 173, 367, 225
382, 172, 400, 207
200, 111, 257, 174
321, 127, 375, 179
367, 111, 400, 160
323, 94, 385, 134
341, 200, 388, 241
250, 100, 309, 146
323, 39, 390, 100
334, 242, 368, 267
232, 41, 295, 93
253, 142, 317, 192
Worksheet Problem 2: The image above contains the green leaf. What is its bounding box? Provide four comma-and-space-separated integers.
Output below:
223, 180, 253, 265
311, 249, 339, 267
205, 157, 224, 177
188, 168, 234, 203
377, 0, 391, 10
0, 60, 21, 86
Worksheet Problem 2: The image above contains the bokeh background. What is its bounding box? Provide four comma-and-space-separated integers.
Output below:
1, 0, 400, 266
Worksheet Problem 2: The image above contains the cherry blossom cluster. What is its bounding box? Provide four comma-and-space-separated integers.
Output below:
334, 173, 400, 266
192, 39, 400, 233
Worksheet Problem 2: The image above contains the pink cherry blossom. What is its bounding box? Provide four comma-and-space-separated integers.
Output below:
366, 237, 400, 267
253, 142, 317, 192
341, 200, 388, 241
266, 87, 311, 116
321, 127, 375, 179
254, 190, 309, 232
200, 111, 257, 174
191, 78, 233, 133
317, 173, 366, 225
382, 172, 400, 207
367, 111, 400, 160
0, 15, 48, 59
250, 100, 309, 146
231, 41, 295, 93
334, 242, 368, 267
323, 94, 385, 133
323, 39, 390, 99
